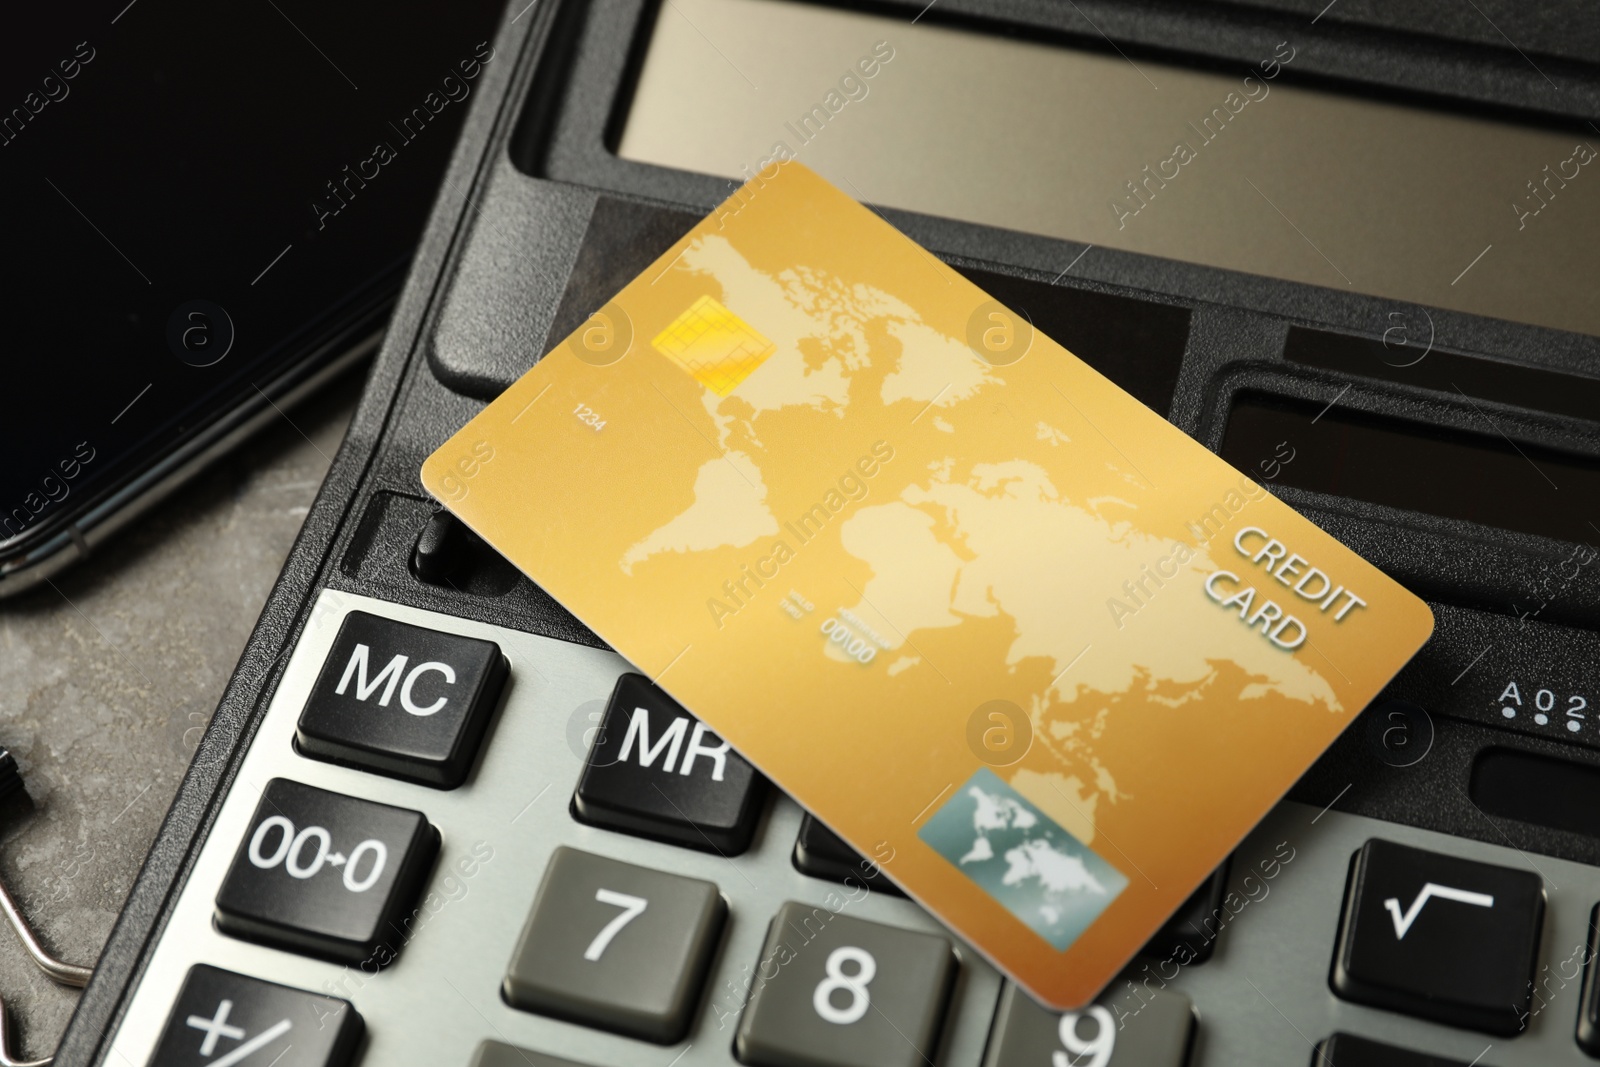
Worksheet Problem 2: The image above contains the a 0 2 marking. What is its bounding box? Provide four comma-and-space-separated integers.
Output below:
584, 889, 648, 960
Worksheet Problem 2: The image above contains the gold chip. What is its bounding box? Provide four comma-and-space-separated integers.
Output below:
651, 295, 776, 396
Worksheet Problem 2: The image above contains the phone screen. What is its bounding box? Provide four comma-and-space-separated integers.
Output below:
1, 0, 504, 556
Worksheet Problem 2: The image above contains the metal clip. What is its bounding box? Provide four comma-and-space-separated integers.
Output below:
0, 872, 96, 1066
0, 880, 92, 989
0, 1006, 49, 1067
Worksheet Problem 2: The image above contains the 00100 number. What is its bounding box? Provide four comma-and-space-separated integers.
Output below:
820, 618, 876, 664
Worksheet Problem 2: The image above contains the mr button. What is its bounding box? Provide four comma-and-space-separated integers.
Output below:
1331, 838, 1543, 1035
298, 611, 508, 787
573, 673, 765, 854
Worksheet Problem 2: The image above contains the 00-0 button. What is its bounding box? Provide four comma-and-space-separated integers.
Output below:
246, 816, 388, 892
214, 779, 439, 967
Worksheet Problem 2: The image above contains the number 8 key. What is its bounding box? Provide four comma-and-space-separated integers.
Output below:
735, 902, 957, 1067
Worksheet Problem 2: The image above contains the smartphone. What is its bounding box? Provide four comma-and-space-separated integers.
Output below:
0, 0, 505, 596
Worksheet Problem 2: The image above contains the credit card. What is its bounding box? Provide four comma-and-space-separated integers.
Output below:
421, 161, 1434, 1008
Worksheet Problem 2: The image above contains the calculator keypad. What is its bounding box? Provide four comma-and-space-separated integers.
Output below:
503, 846, 727, 1044
110, 593, 1599, 1067
734, 902, 956, 1067
213, 778, 438, 966
149, 965, 362, 1067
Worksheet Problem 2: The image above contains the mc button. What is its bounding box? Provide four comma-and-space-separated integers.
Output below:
297, 611, 508, 787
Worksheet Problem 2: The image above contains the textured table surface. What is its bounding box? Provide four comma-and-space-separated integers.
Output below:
0, 370, 363, 1061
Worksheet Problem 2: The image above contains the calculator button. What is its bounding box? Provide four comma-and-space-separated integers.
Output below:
734, 902, 956, 1067
1139, 859, 1229, 965
410, 512, 521, 594
1576, 903, 1600, 1056
503, 846, 726, 1043
1330, 838, 1543, 1035
296, 611, 508, 787
792, 814, 903, 897
411, 510, 471, 586
214, 779, 439, 966
983, 981, 1194, 1067
148, 965, 361, 1067
572, 673, 765, 854
470, 1041, 596, 1067
1315, 1031, 1479, 1066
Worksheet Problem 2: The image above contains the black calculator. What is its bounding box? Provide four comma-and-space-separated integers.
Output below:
61, 2, 1600, 1066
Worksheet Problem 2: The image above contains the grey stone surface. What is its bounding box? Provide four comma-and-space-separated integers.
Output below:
0, 371, 363, 1060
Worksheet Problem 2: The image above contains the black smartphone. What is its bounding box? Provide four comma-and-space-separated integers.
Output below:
0, 0, 506, 595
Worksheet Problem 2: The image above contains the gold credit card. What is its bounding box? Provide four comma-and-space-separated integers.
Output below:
422, 162, 1433, 1008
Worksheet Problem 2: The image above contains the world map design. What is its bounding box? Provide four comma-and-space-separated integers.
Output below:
620, 228, 1341, 863
918, 769, 1128, 951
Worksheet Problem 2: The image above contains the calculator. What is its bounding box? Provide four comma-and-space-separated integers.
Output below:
59, 1, 1600, 1065
84, 585, 1600, 1067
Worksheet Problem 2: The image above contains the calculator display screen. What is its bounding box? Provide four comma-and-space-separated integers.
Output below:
1221, 393, 1600, 547
618, 0, 1600, 339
